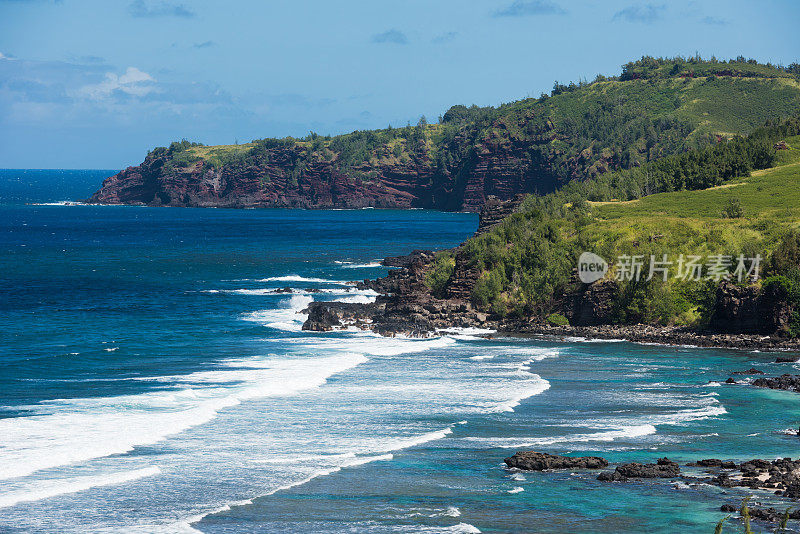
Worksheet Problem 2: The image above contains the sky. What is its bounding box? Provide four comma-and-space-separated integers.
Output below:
1, 0, 798, 169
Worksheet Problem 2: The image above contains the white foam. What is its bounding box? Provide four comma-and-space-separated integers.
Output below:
0, 467, 160, 509
251, 453, 357, 464
333, 293, 378, 304
256, 275, 347, 284
438, 327, 497, 336
449, 524, 482, 533
297, 333, 457, 357
28, 201, 86, 206
491, 375, 550, 412
0, 352, 367, 481
260, 453, 394, 497
507, 487, 524, 494
464, 423, 658, 448
240, 294, 312, 332
341, 262, 382, 269
369, 427, 453, 453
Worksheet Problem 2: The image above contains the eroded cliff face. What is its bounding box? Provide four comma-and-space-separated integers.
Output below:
89, 149, 432, 209
87, 115, 574, 211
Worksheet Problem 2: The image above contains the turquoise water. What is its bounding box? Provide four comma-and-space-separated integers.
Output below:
2, 169, 800, 533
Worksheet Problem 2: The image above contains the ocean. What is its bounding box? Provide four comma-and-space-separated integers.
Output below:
2, 169, 799, 533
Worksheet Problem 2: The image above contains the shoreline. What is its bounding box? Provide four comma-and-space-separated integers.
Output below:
492, 324, 800, 353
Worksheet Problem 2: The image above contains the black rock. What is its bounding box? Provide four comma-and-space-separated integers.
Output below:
598, 458, 680, 482
691, 459, 737, 469
776, 356, 800, 363
597, 470, 628, 482
725, 377, 737, 384
504, 451, 608, 471
733, 367, 765, 375
752, 374, 800, 392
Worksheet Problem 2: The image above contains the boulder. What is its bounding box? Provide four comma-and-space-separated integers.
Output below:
598, 458, 680, 482
733, 368, 764, 375
504, 452, 608, 471
752, 374, 800, 393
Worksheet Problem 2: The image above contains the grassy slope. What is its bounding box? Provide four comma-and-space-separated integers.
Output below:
585, 136, 800, 260
455, 131, 800, 323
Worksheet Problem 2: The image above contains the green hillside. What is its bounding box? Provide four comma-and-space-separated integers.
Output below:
154, 56, 800, 204
450, 118, 800, 329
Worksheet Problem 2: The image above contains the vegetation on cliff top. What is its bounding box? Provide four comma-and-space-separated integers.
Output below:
144, 56, 800, 209
456, 115, 800, 332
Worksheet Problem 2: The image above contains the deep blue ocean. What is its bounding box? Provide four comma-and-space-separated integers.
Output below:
2, 169, 800, 533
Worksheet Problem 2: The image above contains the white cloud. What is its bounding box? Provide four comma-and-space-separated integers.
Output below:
79, 66, 155, 100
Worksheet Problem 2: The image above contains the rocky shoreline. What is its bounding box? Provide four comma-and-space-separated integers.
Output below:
504, 452, 800, 524
301, 197, 800, 352
493, 324, 800, 352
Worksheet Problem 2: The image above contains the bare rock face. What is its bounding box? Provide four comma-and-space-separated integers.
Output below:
564, 279, 618, 326
504, 452, 608, 471
708, 280, 792, 335
475, 195, 525, 235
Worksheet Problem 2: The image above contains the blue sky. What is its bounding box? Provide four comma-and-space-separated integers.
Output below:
1, 0, 798, 169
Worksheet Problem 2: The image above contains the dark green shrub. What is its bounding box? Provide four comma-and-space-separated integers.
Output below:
424, 252, 455, 297
721, 197, 743, 218
546, 313, 569, 326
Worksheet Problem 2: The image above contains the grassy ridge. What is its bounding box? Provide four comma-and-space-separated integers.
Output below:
150, 57, 800, 206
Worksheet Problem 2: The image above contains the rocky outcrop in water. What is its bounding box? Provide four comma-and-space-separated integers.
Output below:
504, 452, 608, 471
597, 458, 680, 482
683, 457, 800, 497
752, 374, 800, 393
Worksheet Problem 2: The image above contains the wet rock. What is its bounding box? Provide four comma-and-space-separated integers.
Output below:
597, 470, 628, 482
302, 301, 378, 332
598, 458, 680, 482
776, 356, 800, 363
725, 377, 737, 384
504, 452, 608, 471
711, 473, 736, 487
733, 368, 764, 375
690, 459, 737, 469
752, 374, 800, 393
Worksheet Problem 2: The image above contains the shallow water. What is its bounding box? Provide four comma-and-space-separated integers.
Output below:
2, 170, 800, 533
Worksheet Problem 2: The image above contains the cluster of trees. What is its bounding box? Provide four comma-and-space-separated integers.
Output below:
619, 55, 800, 81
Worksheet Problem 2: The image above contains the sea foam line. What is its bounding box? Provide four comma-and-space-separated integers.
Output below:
0, 466, 161, 509
463, 423, 658, 449
255, 275, 348, 284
